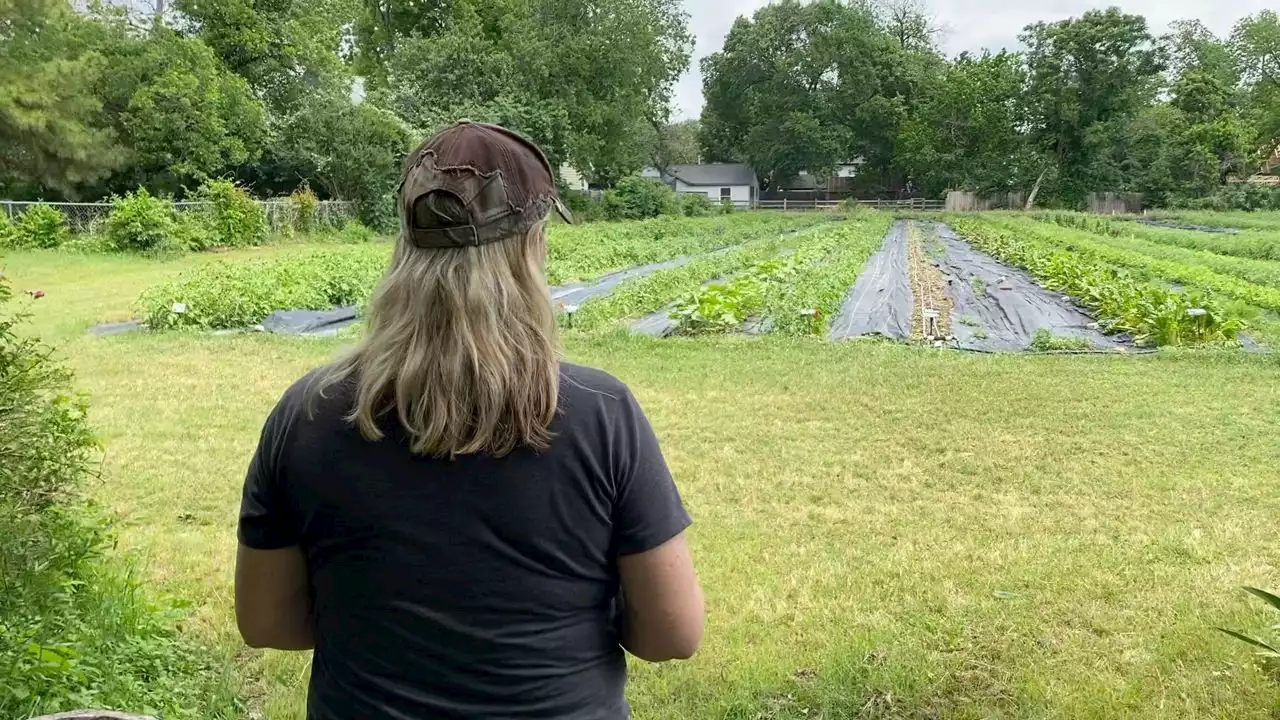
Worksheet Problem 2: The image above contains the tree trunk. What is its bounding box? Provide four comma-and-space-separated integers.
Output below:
1025, 168, 1049, 210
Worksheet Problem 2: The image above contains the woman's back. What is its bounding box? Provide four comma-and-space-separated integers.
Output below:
241, 364, 689, 719
235, 120, 702, 719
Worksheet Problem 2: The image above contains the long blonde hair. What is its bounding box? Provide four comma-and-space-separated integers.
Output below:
315, 194, 559, 457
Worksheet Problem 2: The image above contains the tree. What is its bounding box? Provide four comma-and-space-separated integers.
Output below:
0, 0, 122, 197
1232, 10, 1280, 153
896, 51, 1040, 197
1020, 8, 1163, 203
700, 0, 904, 189
174, 0, 359, 114
364, 0, 692, 185
272, 90, 410, 223
92, 25, 267, 196
650, 119, 701, 174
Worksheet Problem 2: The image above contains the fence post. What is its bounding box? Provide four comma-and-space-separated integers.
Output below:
783, 199, 788, 211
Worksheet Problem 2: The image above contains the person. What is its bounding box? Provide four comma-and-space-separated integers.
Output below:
234, 120, 704, 720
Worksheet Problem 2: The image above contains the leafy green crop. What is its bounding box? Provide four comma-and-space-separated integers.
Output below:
545, 211, 833, 285
997, 216, 1280, 313
569, 225, 820, 332
1036, 211, 1280, 271
139, 246, 389, 330
950, 218, 1246, 347
763, 217, 892, 336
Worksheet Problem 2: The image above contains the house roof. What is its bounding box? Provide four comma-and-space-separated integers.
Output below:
666, 163, 757, 187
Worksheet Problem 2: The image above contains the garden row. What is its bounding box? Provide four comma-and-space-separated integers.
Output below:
568, 214, 893, 336
1037, 211, 1280, 264
0, 181, 371, 255
134, 212, 835, 332
950, 216, 1255, 346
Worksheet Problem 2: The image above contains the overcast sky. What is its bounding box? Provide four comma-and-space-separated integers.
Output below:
672, 0, 1275, 120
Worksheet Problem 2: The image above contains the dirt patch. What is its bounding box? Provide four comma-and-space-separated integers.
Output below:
907, 222, 953, 342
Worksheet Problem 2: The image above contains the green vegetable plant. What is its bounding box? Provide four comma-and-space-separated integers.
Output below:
1029, 330, 1093, 352
950, 218, 1246, 347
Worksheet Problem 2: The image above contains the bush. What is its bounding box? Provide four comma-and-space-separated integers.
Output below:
192, 179, 267, 247
6, 205, 70, 249
1172, 184, 1280, 212
333, 220, 378, 244
139, 247, 389, 330
680, 193, 714, 217
718, 197, 736, 215
562, 190, 605, 223
603, 176, 680, 221
0, 211, 13, 247
0, 276, 237, 718
104, 188, 177, 252
290, 184, 320, 234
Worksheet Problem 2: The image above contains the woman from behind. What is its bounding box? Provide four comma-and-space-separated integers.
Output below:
234, 121, 704, 719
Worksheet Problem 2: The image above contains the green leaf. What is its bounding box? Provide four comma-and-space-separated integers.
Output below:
1243, 587, 1280, 613
1217, 628, 1280, 654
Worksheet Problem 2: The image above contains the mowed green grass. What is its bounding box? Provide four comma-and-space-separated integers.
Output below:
4, 243, 1280, 719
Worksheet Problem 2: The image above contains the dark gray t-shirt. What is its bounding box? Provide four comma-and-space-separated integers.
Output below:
239, 363, 691, 720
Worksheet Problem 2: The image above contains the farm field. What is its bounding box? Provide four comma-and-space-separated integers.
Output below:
2, 210, 1279, 719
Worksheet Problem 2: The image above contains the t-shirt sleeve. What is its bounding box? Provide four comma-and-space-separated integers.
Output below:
238, 396, 301, 550
612, 389, 691, 557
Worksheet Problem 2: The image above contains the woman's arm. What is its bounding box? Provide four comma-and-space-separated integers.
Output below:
617, 533, 704, 661
235, 544, 315, 651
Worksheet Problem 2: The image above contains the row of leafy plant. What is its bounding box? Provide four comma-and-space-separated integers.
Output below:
1037, 211, 1280, 264
669, 216, 892, 336
999, 216, 1280, 314
1151, 210, 1280, 235
567, 224, 833, 332
138, 246, 390, 330
545, 211, 834, 285
949, 218, 1247, 347
1, 276, 239, 717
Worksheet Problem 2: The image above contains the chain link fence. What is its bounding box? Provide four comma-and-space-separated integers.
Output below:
1, 199, 359, 234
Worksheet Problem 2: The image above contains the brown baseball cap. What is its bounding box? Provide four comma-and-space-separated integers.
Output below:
398, 120, 573, 249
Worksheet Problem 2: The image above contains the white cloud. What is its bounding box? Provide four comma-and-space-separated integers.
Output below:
673, 0, 1275, 120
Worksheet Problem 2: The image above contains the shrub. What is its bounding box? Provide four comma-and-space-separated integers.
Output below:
104, 188, 177, 251
192, 178, 267, 247
603, 176, 680, 221
290, 184, 320, 234
8, 205, 70, 249
718, 197, 736, 215
172, 212, 217, 252
681, 193, 714, 217
139, 247, 389, 330
334, 220, 378, 244
0, 276, 237, 717
562, 190, 605, 223
0, 211, 14, 247
1172, 185, 1280, 212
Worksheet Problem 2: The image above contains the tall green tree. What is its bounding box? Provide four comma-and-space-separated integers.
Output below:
700, 0, 912, 189
1020, 8, 1163, 203
364, 0, 692, 185
896, 51, 1040, 197
92, 23, 266, 196
0, 0, 121, 197
1232, 10, 1280, 154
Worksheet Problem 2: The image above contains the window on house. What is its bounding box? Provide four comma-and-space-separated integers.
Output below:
720, 187, 731, 200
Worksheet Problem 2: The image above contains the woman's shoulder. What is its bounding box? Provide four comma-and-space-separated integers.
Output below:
559, 363, 634, 404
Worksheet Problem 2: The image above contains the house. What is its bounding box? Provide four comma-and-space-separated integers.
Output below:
641, 164, 759, 205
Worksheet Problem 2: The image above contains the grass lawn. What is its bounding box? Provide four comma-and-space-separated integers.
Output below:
4, 243, 1279, 719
